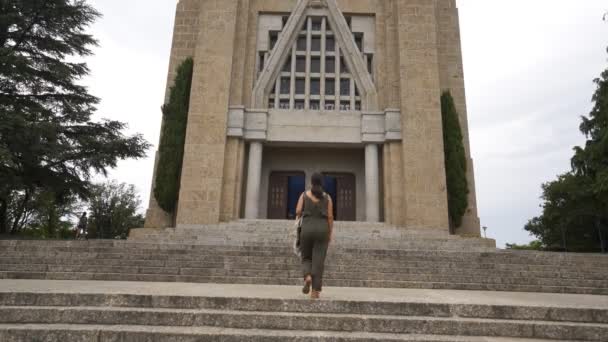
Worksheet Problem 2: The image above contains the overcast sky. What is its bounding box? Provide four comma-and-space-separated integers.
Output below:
83, 1, 608, 247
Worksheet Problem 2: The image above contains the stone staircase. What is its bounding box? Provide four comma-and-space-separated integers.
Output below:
0, 238, 606, 295
1, 220, 607, 340
0, 280, 607, 341
129, 219, 497, 251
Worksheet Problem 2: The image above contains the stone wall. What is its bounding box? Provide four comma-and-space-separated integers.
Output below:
175, 0, 239, 225
436, 0, 481, 236
144, 0, 201, 229
395, 1, 450, 230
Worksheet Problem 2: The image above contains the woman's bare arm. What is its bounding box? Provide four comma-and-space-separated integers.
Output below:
327, 197, 334, 242
295, 193, 304, 219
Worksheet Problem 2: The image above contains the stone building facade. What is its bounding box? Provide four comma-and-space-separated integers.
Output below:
145, 0, 481, 237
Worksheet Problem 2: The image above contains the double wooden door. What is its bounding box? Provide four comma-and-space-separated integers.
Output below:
267, 172, 356, 221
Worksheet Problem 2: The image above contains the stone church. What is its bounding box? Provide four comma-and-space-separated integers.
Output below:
144, 0, 481, 237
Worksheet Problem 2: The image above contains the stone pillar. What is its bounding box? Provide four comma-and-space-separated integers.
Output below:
174, 0, 239, 226
244, 141, 263, 219
436, 0, 481, 236
144, 0, 200, 229
396, 1, 450, 230
365, 144, 380, 222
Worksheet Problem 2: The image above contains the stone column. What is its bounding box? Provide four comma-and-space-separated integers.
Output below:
396, 1, 449, 230
244, 141, 263, 219
365, 144, 380, 222
175, 0, 239, 226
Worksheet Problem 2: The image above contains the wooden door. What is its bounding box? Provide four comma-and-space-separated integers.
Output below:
268, 173, 288, 219
268, 172, 305, 219
323, 173, 356, 221
336, 174, 356, 221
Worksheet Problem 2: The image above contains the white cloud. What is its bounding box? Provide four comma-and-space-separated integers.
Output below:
458, 0, 608, 246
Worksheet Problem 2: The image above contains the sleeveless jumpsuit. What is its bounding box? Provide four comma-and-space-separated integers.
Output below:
300, 193, 330, 292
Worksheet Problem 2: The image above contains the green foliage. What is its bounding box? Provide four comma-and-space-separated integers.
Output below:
506, 240, 544, 251
87, 181, 144, 239
25, 191, 82, 239
441, 91, 469, 229
526, 48, 608, 253
153, 58, 194, 213
0, 0, 150, 234
0, 189, 82, 239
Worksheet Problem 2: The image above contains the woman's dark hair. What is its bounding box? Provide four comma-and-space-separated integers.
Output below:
310, 173, 324, 200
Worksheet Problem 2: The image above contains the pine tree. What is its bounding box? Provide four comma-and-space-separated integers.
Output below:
441, 91, 469, 230
0, 0, 150, 234
153, 58, 194, 213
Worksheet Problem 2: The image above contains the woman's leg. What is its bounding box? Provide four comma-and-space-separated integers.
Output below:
300, 230, 314, 281
311, 237, 329, 292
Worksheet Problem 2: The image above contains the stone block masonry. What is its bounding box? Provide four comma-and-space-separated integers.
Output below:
175, 0, 239, 225
397, 0, 450, 230
144, 0, 201, 229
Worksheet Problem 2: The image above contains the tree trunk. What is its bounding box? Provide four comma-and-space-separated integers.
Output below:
0, 198, 7, 235
561, 225, 568, 252
598, 217, 606, 254
10, 189, 31, 234
598, 228, 606, 254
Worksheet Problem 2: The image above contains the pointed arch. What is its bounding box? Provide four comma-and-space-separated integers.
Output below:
252, 0, 378, 111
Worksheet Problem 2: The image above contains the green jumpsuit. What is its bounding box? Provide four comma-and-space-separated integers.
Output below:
300, 193, 330, 292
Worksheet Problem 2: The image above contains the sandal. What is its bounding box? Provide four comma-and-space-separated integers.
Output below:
302, 275, 312, 294
311, 290, 320, 299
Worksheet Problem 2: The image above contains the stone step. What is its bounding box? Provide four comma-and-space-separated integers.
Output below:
1, 258, 605, 279
1, 272, 606, 295
2, 244, 606, 266
139, 235, 491, 244
133, 230, 458, 241
2, 250, 605, 268
0, 280, 606, 341
1, 241, 607, 295
1, 240, 605, 264
2, 258, 605, 280
130, 219, 493, 250
2, 263, 606, 288
3, 240, 498, 252
139, 228, 480, 236
149, 229, 448, 236
1, 306, 606, 340
1, 250, 607, 271
175, 219, 449, 233
134, 241, 496, 251
1, 286, 606, 324
0, 324, 582, 342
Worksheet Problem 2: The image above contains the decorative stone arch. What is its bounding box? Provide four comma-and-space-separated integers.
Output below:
252, 0, 378, 111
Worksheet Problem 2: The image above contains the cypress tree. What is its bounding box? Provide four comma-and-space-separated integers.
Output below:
154, 58, 194, 213
441, 91, 469, 230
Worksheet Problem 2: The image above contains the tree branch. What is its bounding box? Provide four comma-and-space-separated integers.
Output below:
7, 7, 42, 55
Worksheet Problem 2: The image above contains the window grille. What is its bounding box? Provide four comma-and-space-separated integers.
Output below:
267, 16, 363, 111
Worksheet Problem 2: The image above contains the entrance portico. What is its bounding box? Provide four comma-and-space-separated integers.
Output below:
259, 146, 372, 221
